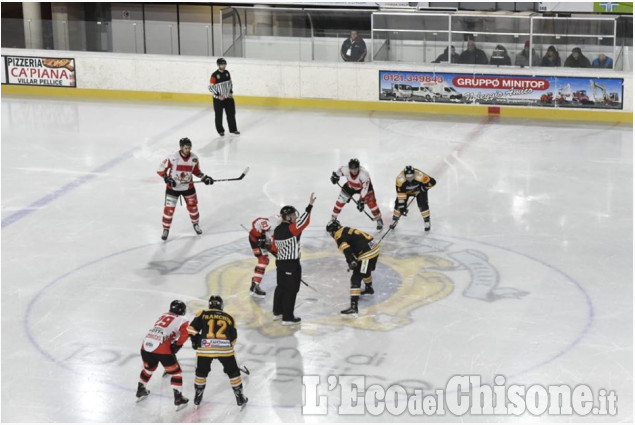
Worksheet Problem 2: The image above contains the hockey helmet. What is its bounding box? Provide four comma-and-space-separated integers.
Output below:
208, 295, 224, 310
404, 165, 415, 179
169, 299, 187, 316
179, 137, 192, 148
217, 57, 227, 66
280, 205, 297, 220
348, 158, 360, 170
326, 219, 342, 235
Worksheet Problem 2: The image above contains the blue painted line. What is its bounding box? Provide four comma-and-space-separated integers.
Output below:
1, 106, 211, 229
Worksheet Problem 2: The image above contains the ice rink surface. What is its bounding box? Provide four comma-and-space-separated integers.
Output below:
1, 95, 632, 422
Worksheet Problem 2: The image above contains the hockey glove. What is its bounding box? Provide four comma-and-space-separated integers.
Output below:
357, 199, 365, 212
330, 172, 339, 185
191, 334, 201, 350
171, 342, 182, 354
164, 175, 177, 187
201, 175, 214, 185
396, 200, 408, 215
257, 236, 267, 249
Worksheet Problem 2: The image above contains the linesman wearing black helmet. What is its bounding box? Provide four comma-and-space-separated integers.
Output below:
208, 58, 240, 137
187, 295, 248, 408
270, 193, 317, 325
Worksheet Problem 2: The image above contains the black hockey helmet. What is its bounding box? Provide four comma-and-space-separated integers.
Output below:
208, 295, 224, 310
170, 299, 186, 316
217, 57, 227, 66
280, 205, 297, 220
179, 137, 192, 148
404, 165, 415, 177
326, 219, 342, 235
348, 158, 360, 170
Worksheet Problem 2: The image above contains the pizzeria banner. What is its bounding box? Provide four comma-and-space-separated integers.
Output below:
379, 70, 623, 110
3, 55, 76, 87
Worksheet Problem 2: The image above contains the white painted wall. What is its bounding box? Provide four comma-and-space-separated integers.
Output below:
2, 48, 632, 112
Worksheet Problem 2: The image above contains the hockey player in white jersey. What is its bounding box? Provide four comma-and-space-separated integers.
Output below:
157, 137, 214, 240
330, 158, 383, 230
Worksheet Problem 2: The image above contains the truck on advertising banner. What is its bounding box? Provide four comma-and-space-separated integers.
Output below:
379, 70, 623, 110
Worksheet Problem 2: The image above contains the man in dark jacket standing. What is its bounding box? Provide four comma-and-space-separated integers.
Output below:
458, 40, 489, 65
341, 31, 367, 62
208, 58, 240, 137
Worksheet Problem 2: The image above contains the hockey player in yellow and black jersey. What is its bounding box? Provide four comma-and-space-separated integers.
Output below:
326, 220, 380, 317
391, 165, 436, 231
187, 295, 247, 408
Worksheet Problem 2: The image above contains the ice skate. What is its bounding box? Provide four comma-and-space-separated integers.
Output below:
233, 386, 248, 407
424, 220, 431, 232
136, 383, 150, 402
361, 284, 374, 296
341, 299, 359, 318
161, 229, 169, 241
250, 281, 266, 298
281, 317, 301, 326
340, 306, 358, 318
193, 223, 203, 235
376, 218, 384, 231
193, 386, 205, 407
174, 389, 189, 411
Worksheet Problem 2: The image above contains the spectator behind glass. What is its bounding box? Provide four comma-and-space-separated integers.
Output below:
592, 53, 614, 69
458, 40, 489, 65
432, 46, 459, 63
490, 44, 511, 66
340, 30, 367, 62
514, 41, 541, 67
564, 47, 591, 68
541, 45, 562, 67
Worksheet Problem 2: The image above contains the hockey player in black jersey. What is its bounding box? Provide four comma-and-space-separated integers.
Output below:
326, 219, 380, 317
187, 295, 247, 408
391, 165, 436, 231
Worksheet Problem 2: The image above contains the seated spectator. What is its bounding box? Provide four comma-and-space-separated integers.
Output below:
514, 41, 541, 67
432, 46, 459, 64
540, 45, 562, 67
458, 40, 488, 65
564, 47, 591, 68
490, 44, 511, 66
340, 30, 367, 62
592, 53, 613, 69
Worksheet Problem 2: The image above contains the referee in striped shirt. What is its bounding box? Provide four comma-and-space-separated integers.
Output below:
270, 192, 316, 325
208, 58, 239, 137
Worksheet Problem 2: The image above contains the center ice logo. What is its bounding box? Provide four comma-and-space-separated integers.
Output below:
181, 234, 528, 338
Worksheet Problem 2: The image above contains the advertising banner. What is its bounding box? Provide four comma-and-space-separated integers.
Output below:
379, 70, 623, 110
3, 55, 76, 87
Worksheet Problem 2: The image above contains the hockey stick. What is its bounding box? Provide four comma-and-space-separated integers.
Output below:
194, 166, 250, 183
301, 278, 319, 292
377, 196, 417, 244
336, 182, 375, 221
240, 365, 250, 375
240, 224, 316, 291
